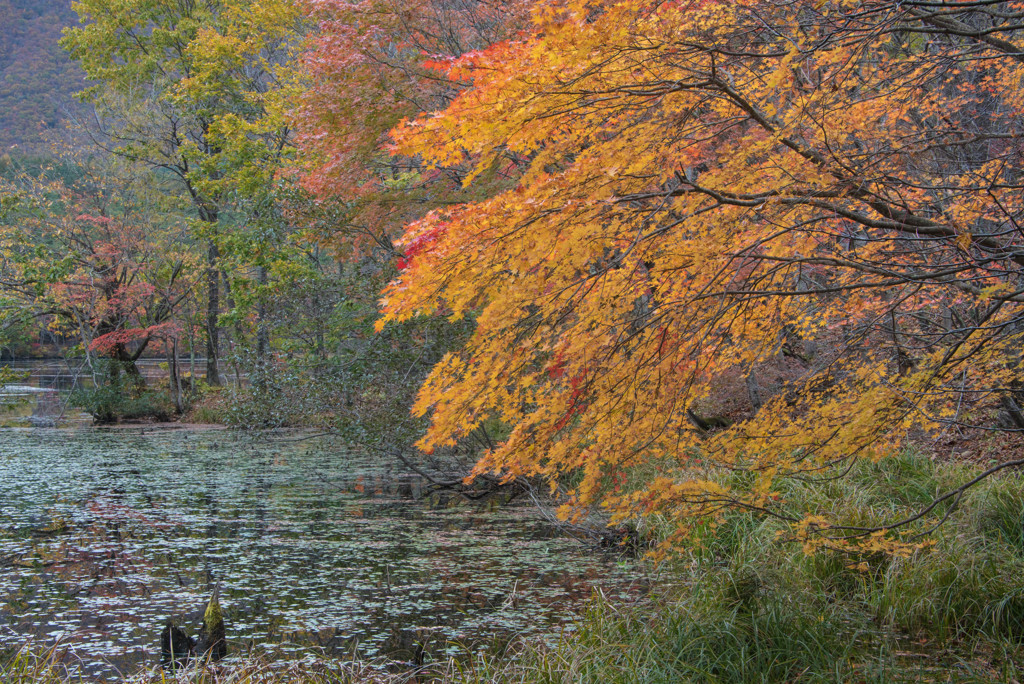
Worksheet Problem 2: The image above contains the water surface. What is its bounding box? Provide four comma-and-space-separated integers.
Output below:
0, 428, 644, 679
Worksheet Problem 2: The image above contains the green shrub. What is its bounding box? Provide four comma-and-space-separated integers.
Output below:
70, 365, 176, 423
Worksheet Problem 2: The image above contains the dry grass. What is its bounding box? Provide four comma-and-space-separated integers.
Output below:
0, 646, 462, 684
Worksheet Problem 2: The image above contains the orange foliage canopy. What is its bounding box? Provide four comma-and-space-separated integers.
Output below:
378, 0, 1024, 552
297, 0, 530, 256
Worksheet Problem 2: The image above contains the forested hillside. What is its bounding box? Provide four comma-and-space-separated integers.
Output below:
0, 0, 83, 151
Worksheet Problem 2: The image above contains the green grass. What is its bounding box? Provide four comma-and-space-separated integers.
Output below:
465, 451, 1024, 683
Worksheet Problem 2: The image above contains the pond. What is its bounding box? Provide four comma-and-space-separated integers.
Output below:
0, 427, 646, 680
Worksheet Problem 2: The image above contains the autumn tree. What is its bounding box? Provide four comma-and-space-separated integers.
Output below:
250, 0, 527, 438
61, 0, 304, 385
374, 0, 1024, 553
297, 0, 530, 257
0, 155, 195, 383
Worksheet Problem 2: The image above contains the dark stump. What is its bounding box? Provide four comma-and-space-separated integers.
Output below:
160, 622, 195, 668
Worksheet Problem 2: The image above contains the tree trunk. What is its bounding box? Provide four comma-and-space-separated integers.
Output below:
205, 238, 222, 386
168, 339, 184, 414
112, 342, 144, 391
220, 270, 245, 388
745, 368, 763, 411
256, 265, 270, 362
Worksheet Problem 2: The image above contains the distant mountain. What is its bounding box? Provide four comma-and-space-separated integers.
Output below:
0, 0, 85, 152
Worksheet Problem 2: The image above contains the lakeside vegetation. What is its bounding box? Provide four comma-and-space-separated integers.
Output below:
2, 449, 1023, 681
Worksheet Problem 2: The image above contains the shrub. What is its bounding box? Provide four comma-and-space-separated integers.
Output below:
70, 364, 176, 423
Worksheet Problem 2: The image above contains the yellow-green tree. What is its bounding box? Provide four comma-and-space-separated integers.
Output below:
62, 0, 303, 384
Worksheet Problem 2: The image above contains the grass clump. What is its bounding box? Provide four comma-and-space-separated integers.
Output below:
0, 645, 87, 684
70, 363, 178, 423
465, 451, 1024, 683
72, 385, 177, 423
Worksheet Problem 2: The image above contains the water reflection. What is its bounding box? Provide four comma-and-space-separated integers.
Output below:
0, 429, 644, 679
3, 358, 173, 390
0, 359, 194, 427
